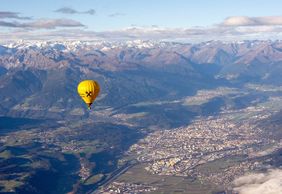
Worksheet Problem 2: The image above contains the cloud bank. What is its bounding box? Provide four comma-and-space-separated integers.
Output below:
233, 169, 282, 194
0, 18, 84, 29
222, 16, 282, 26
0, 11, 31, 20
1, 25, 282, 43
55, 7, 95, 15
1, 14, 282, 42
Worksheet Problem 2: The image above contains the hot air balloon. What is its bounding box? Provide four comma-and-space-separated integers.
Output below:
77, 80, 100, 109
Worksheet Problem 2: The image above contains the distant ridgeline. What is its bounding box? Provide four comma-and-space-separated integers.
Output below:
0, 40, 282, 120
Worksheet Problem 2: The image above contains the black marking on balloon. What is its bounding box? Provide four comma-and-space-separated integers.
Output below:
86, 91, 92, 97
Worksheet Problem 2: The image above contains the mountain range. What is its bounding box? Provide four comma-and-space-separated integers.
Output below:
0, 40, 282, 120
1, 39, 282, 193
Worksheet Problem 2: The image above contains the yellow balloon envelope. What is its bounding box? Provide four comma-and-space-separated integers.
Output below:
77, 80, 100, 109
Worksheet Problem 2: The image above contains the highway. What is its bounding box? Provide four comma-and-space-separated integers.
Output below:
87, 161, 137, 194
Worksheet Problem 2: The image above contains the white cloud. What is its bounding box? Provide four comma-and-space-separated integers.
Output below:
27, 19, 85, 29
233, 169, 282, 194
223, 16, 282, 26
2, 15, 282, 42
0, 18, 84, 29
108, 12, 126, 17
0, 11, 31, 20
1, 25, 282, 43
54, 7, 95, 15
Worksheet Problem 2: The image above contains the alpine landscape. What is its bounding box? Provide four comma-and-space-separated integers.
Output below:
0, 0, 282, 194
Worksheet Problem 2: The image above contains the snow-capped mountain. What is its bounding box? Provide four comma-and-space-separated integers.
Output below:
2, 39, 282, 67
0, 39, 282, 119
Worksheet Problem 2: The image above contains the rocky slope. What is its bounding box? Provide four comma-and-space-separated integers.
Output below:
0, 40, 282, 119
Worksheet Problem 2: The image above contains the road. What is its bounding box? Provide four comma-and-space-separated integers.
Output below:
87, 161, 137, 194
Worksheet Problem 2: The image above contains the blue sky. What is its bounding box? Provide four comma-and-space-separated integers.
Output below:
1, 0, 282, 42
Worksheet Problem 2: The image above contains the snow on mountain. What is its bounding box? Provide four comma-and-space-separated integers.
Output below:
1, 39, 282, 81
2, 40, 178, 51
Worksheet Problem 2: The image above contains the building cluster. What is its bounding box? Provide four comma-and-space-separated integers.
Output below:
127, 104, 280, 186
196, 161, 254, 186
97, 181, 157, 194
79, 159, 91, 180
